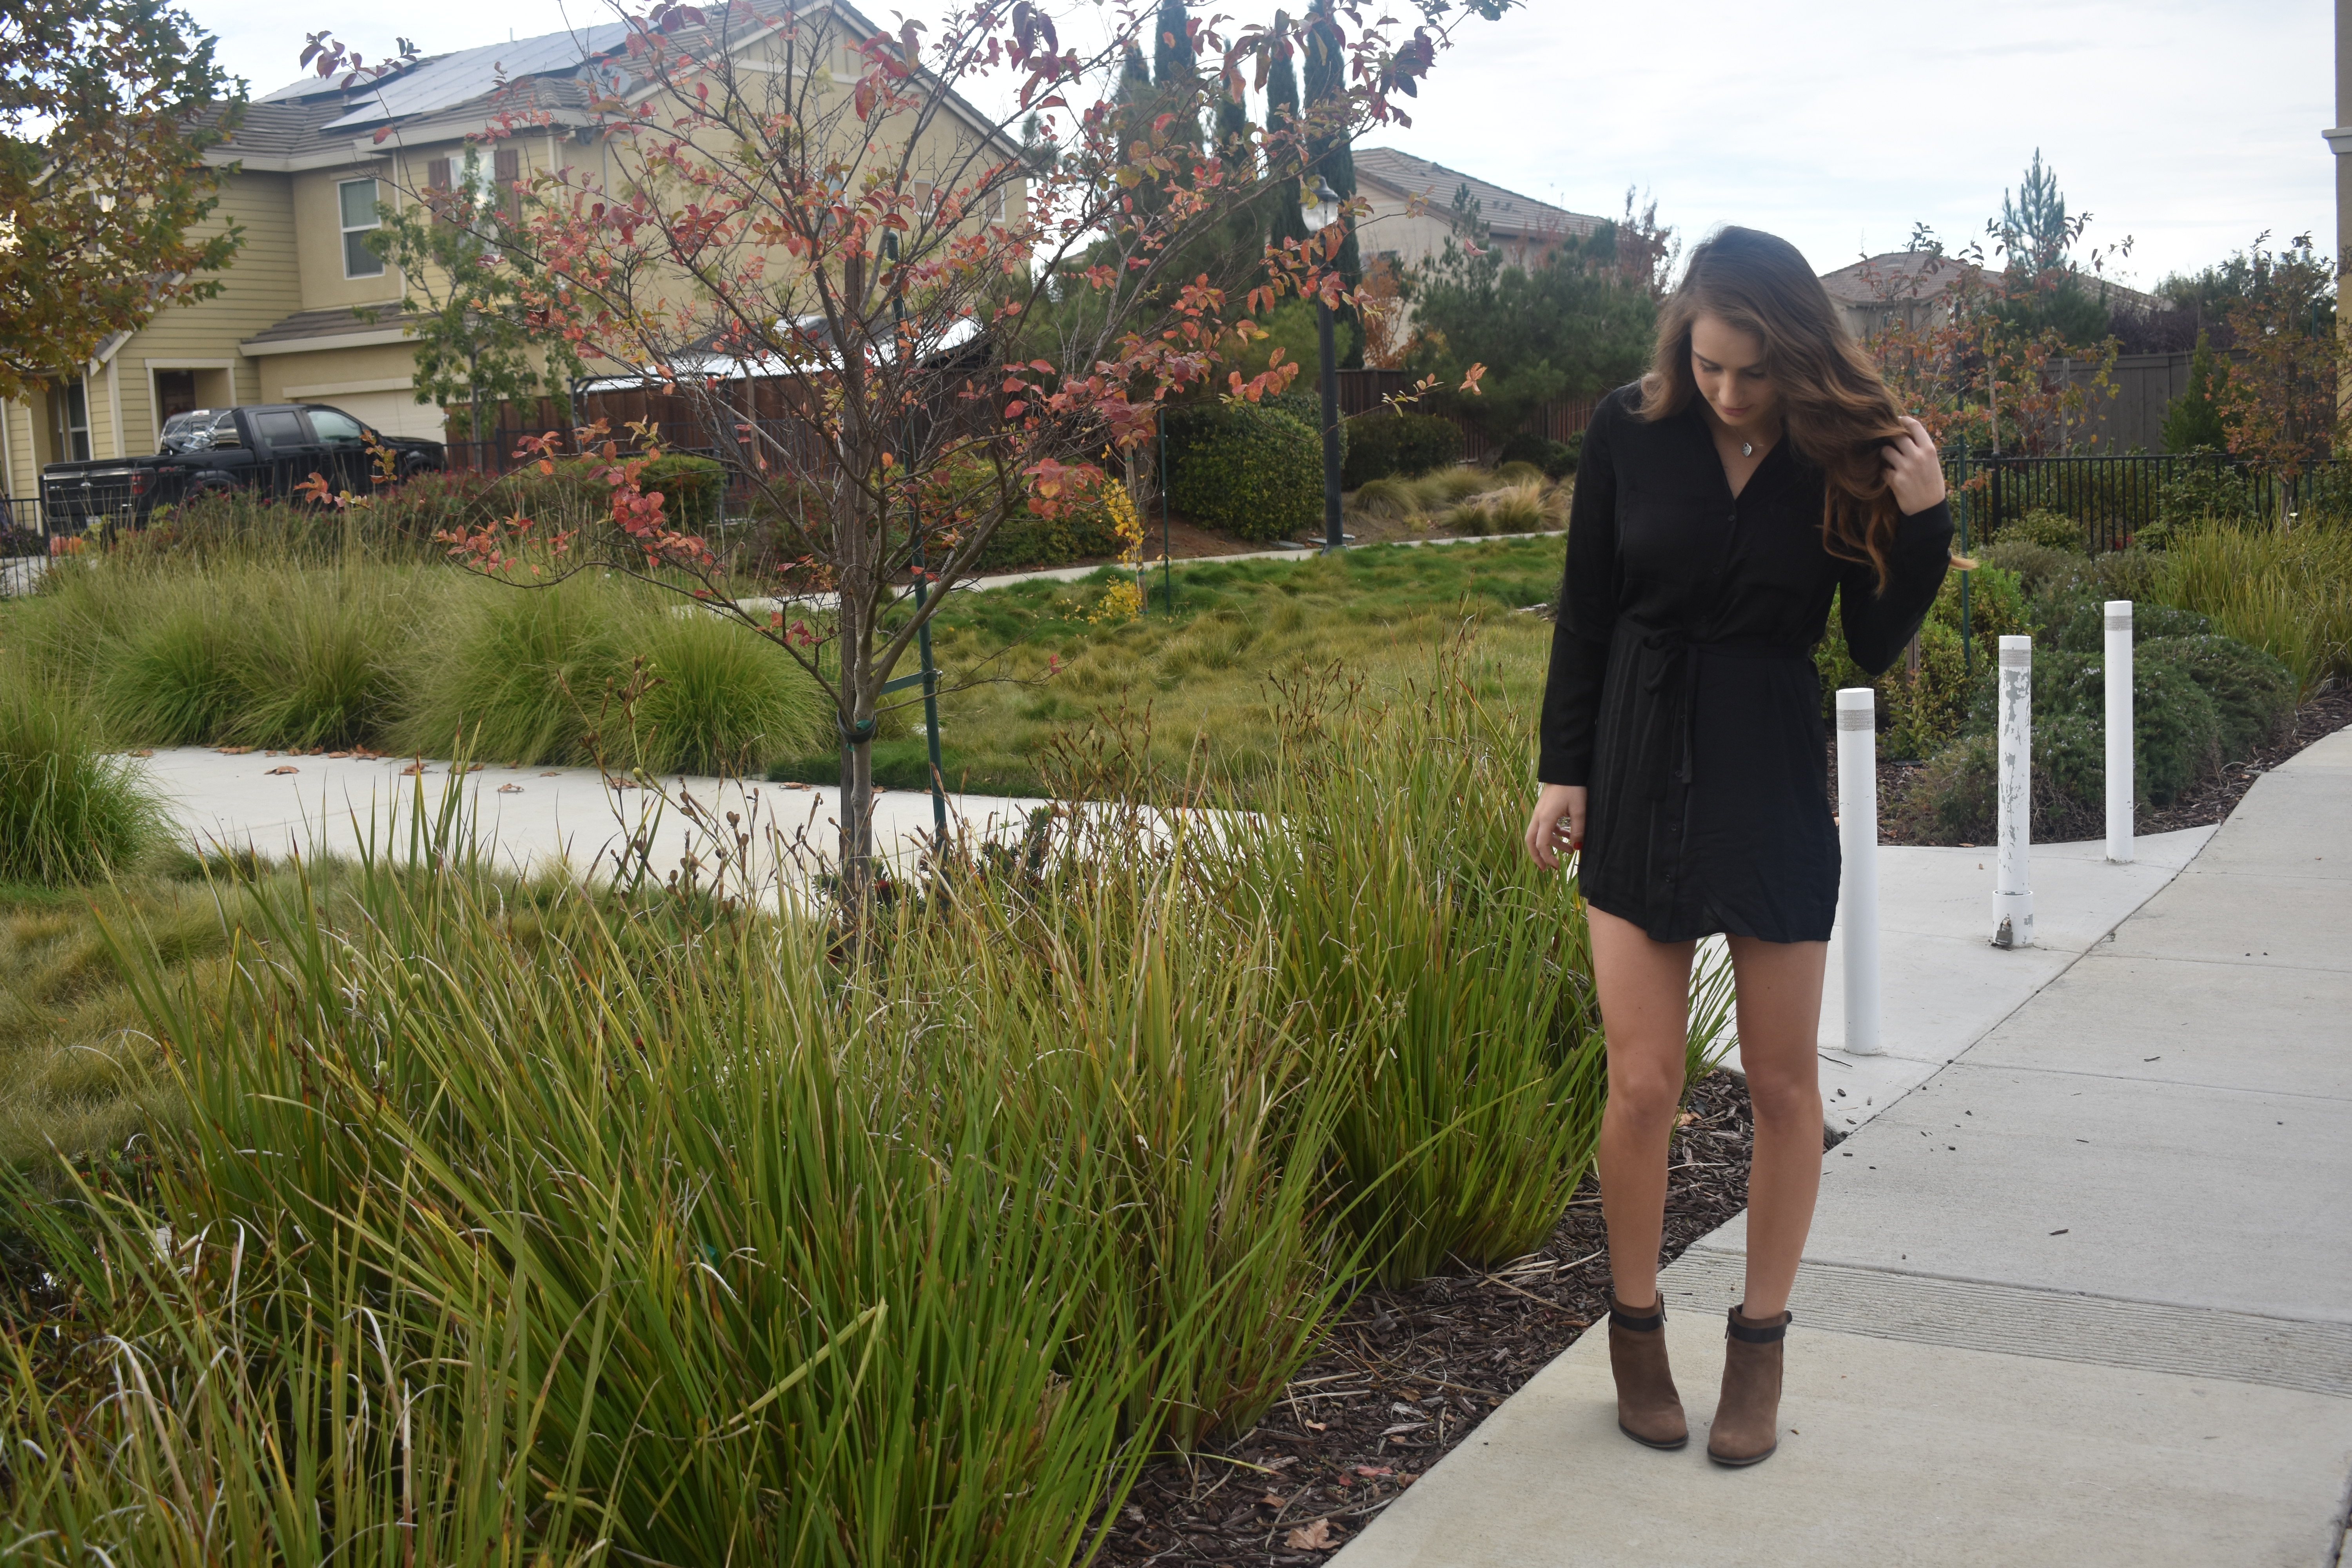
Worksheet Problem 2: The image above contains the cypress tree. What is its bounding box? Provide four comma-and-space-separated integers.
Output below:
1302, 0, 1364, 365
2160, 329, 2229, 453
1152, 0, 1193, 87
1265, 13, 1312, 260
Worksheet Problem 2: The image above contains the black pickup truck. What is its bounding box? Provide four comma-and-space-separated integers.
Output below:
37, 403, 444, 530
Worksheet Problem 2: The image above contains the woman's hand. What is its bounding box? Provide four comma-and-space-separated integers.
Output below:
1525, 784, 1586, 871
1882, 415, 1946, 515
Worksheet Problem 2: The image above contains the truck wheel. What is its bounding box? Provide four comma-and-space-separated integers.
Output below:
399, 453, 442, 480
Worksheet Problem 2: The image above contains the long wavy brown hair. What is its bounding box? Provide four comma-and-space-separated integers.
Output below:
1637, 226, 1909, 588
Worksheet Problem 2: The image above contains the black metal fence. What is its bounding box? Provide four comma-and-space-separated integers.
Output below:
1948, 452, 2352, 552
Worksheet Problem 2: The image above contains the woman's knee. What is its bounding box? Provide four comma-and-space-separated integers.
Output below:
1606, 1057, 1686, 1128
1743, 1064, 1821, 1128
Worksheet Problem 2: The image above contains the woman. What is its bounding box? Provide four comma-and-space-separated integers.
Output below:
1523, 226, 1953, 1467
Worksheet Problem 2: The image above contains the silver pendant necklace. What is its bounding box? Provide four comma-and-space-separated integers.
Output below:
1740, 441, 1753, 458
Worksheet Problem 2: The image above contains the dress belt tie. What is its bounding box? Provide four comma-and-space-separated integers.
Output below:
1624, 624, 1810, 802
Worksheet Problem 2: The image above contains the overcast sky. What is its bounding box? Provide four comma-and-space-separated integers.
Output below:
195, 0, 2334, 289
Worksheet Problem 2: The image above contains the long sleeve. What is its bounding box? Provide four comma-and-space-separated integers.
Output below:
1538, 399, 1622, 786
1836, 499, 1956, 675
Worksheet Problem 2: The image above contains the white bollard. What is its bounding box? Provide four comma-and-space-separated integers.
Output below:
2105, 600, 2134, 864
1836, 688, 1884, 1055
1993, 634, 2034, 949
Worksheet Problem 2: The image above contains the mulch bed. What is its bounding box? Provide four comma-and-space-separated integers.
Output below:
1844, 688, 2352, 848
1094, 1069, 1758, 1566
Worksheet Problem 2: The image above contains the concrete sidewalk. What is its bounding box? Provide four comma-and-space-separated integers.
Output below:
1335, 731, 2352, 1568
135, 747, 1049, 889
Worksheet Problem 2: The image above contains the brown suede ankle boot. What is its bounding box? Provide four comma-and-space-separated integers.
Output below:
1606, 1294, 1688, 1450
1707, 1303, 1791, 1467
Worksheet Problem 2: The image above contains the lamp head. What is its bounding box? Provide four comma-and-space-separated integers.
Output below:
1300, 177, 1342, 226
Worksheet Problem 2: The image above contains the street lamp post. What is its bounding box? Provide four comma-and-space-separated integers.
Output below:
1300, 177, 1345, 553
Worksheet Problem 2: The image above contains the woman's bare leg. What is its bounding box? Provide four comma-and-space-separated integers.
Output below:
1722, 935, 1828, 1318
1589, 907, 1698, 1310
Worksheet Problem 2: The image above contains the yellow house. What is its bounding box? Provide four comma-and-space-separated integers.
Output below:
1, 0, 1026, 498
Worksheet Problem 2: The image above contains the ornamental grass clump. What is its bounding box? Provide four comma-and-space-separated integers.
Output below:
2156, 519, 2352, 697
1205, 651, 1726, 1285
16, 828, 1154, 1563
0, 648, 1717, 1554
0, 674, 163, 887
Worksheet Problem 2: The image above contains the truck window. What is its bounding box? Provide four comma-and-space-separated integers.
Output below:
251, 410, 308, 449
210, 410, 242, 446
308, 409, 368, 446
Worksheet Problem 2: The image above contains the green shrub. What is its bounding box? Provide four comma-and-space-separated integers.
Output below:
1814, 564, 2029, 760
2003, 507, 2089, 553
971, 465, 1142, 572
1262, 389, 1349, 474
2145, 633, 2297, 758
2047, 598, 2211, 653
0, 674, 163, 885
1887, 728, 2101, 844
1340, 410, 1463, 488
1496, 430, 1580, 479
637, 452, 730, 529
2155, 455, 2261, 530
1167, 401, 1322, 542
1977, 539, 2082, 595
2048, 650, 2221, 807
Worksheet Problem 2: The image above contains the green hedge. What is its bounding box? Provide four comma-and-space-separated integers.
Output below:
1898, 597, 2299, 839
1341, 411, 1464, 488
1167, 402, 1321, 543
1496, 430, 1581, 480
639, 454, 729, 529
1262, 390, 1349, 477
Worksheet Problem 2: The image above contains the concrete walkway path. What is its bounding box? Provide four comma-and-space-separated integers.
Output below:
137, 747, 1048, 891
1335, 730, 2352, 1568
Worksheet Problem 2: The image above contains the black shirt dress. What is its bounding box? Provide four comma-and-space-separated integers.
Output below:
1538, 385, 1955, 945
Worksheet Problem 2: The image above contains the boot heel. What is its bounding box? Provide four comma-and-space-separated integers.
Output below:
1607, 1294, 1688, 1451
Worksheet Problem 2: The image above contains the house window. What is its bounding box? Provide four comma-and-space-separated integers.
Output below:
52, 380, 93, 462
339, 178, 386, 278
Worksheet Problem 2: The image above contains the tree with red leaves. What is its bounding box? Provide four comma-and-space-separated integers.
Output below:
340, 0, 1505, 906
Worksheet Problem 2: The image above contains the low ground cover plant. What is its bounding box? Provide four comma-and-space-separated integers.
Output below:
769, 535, 1568, 796
1346, 465, 1566, 539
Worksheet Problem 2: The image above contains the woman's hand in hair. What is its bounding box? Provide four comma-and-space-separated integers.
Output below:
1525, 784, 1586, 870
1882, 415, 1947, 516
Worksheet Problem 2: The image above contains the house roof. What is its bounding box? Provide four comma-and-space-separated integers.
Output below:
1820, 249, 2164, 315
1818, 250, 1967, 304
239, 306, 424, 356
1352, 148, 1605, 240
225, 1, 1020, 169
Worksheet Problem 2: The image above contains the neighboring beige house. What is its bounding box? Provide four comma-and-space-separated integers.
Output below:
1818, 249, 2163, 343
1352, 147, 1606, 278
1, 1, 1024, 495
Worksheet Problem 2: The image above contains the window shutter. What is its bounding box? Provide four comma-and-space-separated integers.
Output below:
427, 158, 452, 190
494, 149, 522, 224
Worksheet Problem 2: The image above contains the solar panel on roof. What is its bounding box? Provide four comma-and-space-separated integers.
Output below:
307, 22, 630, 129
